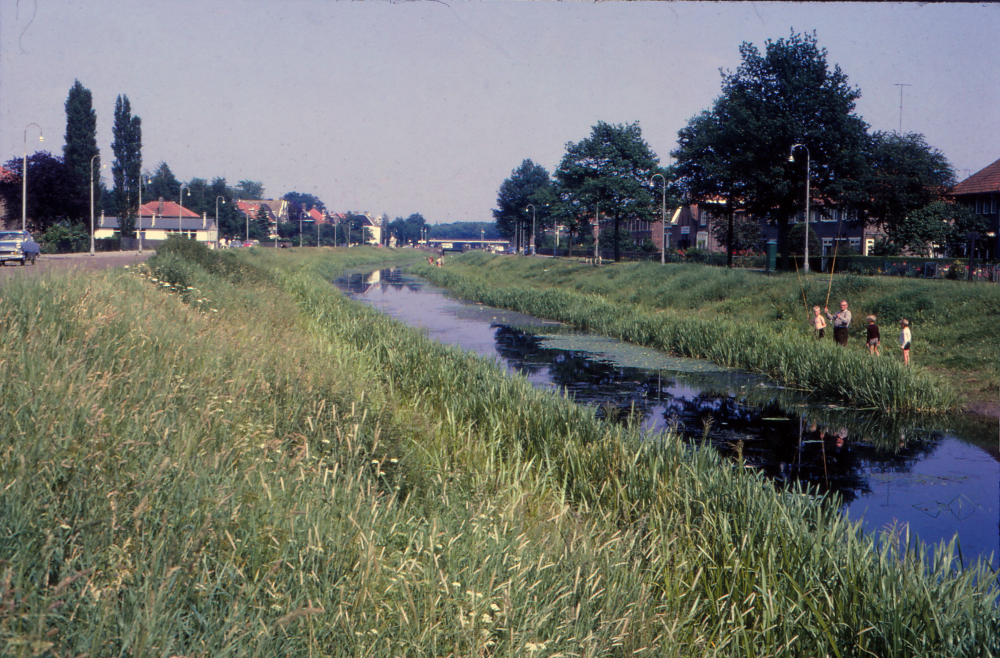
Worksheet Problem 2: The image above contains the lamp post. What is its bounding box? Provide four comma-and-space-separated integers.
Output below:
178, 184, 190, 239
22, 123, 43, 232
137, 175, 149, 253
215, 196, 226, 249
90, 154, 104, 256
651, 173, 667, 265
526, 204, 538, 256
299, 209, 304, 248
789, 144, 811, 273
481, 228, 484, 251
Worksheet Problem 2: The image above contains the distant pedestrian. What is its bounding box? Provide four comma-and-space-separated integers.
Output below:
811, 306, 827, 340
899, 319, 911, 366
865, 315, 881, 356
436, 256, 443, 267
824, 300, 852, 347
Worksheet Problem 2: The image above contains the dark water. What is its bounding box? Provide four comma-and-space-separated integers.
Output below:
336, 268, 1000, 571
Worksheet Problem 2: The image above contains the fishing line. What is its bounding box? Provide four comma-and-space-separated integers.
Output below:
793, 255, 810, 319
825, 213, 845, 309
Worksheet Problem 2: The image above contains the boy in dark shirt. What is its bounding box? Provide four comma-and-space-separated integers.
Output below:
866, 315, 881, 356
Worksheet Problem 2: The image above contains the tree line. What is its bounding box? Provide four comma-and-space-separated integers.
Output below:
0, 81, 434, 247
493, 31, 988, 268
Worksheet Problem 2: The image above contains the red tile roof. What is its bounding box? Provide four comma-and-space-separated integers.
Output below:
139, 201, 201, 218
951, 157, 1000, 196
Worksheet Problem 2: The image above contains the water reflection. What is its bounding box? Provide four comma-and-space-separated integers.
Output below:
334, 268, 999, 569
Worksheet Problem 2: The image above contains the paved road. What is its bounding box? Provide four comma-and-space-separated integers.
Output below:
0, 250, 152, 281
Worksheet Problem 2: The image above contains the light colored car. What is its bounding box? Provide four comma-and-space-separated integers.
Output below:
0, 230, 40, 266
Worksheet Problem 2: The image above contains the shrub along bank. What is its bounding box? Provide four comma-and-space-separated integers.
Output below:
416, 253, 1000, 412
0, 241, 995, 656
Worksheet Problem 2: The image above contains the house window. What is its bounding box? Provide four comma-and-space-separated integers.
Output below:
696, 231, 708, 249
849, 238, 861, 252
822, 238, 833, 256
699, 211, 708, 227
865, 238, 874, 256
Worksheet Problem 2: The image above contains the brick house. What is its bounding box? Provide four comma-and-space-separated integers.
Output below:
948, 157, 1000, 260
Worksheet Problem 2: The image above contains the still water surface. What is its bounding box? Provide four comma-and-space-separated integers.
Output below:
336, 268, 999, 570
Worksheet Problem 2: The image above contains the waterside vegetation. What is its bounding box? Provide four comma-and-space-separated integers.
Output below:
0, 241, 996, 656
413, 253, 976, 413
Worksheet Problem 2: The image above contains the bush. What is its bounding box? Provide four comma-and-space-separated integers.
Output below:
40, 224, 89, 254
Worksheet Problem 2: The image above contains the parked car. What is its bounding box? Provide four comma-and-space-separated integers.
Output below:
0, 230, 40, 266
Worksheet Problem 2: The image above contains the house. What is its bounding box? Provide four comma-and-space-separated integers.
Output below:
235, 199, 290, 237
662, 198, 883, 256
94, 198, 218, 244
948, 157, 1000, 260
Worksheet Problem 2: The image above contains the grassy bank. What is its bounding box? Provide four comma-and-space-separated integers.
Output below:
413, 253, 998, 412
0, 241, 995, 656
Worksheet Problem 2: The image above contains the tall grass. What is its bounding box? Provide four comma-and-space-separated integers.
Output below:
426, 253, 1000, 404
0, 242, 994, 657
413, 262, 956, 412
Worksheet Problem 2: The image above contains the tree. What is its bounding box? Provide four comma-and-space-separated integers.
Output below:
252, 204, 271, 239
710, 212, 764, 254
555, 121, 660, 262
111, 95, 142, 237
0, 152, 86, 232
387, 213, 429, 245
237, 180, 265, 200
860, 131, 955, 251
283, 191, 325, 212
147, 162, 180, 204
492, 159, 552, 252
672, 31, 870, 270
63, 80, 100, 221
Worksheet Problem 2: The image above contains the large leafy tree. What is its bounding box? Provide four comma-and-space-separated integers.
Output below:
0, 152, 86, 232
492, 159, 552, 252
673, 31, 870, 270
860, 131, 956, 251
111, 95, 142, 237
555, 121, 660, 262
63, 80, 100, 222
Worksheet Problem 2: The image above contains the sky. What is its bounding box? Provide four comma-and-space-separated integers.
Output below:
2, 1, 998, 224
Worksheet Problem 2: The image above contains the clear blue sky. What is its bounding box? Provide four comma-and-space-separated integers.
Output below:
2, 1, 998, 223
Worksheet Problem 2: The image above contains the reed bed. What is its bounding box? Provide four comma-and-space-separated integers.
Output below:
414, 259, 959, 413
0, 242, 994, 657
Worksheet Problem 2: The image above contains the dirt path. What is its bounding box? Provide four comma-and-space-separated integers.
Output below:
0, 251, 151, 280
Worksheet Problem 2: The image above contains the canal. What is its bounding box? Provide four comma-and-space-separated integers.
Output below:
335, 267, 1000, 571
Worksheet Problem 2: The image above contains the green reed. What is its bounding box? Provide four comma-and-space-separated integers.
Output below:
413, 259, 959, 412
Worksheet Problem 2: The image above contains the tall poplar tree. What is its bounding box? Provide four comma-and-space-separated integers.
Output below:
112, 95, 143, 237
63, 80, 100, 222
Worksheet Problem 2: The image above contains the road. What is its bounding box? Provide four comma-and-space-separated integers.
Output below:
0, 250, 152, 280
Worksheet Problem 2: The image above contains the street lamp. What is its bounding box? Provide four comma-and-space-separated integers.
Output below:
137, 175, 149, 253
651, 173, 667, 265
299, 209, 304, 248
90, 154, 105, 256
526, 204, 537, 256
22, 123, 43, 232
178, 184, 190, 239
215, 196, 226, 249
789, 144, 811, 273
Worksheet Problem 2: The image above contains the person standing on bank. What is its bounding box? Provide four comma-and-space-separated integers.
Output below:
824, 300, 852, 347
899, 319, 911, 366
866, 315, 881, 356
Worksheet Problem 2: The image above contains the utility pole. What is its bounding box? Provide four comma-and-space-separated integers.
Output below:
895, 83, 911, 133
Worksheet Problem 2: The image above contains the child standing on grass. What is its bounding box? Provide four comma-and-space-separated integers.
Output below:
899, 319, 911, 366
866, 315, 881, 356
812, 306, 827, 340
